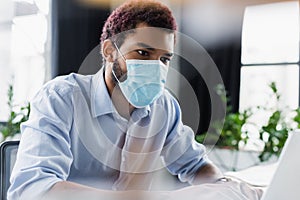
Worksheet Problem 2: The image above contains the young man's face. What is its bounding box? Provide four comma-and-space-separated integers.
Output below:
103, 24, 175, 113
112, 24, 175, 79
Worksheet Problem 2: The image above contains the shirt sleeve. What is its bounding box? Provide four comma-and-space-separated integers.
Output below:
161, 95, 210, 184
7, 83, 74, 200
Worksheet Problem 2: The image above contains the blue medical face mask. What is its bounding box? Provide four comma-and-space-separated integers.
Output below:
111, 45, 168, 108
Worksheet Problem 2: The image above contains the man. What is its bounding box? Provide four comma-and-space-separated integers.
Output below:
8, 1, 261, 200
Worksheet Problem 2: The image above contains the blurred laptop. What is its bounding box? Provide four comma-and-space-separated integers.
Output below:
261, 130, 300, 200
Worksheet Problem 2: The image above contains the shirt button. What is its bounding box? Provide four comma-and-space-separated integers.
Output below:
121, 156, 126, 162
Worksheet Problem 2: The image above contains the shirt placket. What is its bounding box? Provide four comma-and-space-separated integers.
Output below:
112, 110, 164, 191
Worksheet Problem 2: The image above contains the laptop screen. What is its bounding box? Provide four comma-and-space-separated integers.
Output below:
262, 131, 300, 200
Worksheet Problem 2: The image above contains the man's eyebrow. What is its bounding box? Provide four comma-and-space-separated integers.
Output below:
136, 42, 155, 51
136, 42, 174, 57
164, 52, 174, 57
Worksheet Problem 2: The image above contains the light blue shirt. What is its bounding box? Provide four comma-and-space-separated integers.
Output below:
8, 68, 208, 199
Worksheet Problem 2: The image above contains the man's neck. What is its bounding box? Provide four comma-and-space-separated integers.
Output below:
104, 68, 134, 120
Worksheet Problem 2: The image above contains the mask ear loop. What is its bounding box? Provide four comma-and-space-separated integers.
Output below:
113, 42, 126, 62
111, 62, 121, 84
111, 42, 128, 84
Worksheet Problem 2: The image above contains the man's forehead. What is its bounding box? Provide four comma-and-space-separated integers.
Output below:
120, 27, 175, 52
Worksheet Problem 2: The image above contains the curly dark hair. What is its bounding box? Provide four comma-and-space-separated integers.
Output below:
100, 0, 177, 48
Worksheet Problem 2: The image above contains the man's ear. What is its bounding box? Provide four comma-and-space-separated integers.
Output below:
101, 39, 116, 62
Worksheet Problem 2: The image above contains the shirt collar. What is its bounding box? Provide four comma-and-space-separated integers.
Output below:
91, 67, 151, 119
91, 67, 115, 117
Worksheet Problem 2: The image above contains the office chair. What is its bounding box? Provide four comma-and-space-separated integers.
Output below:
0, 140, 19, 200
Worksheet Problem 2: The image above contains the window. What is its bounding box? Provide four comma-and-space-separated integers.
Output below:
239, 1, 299, 150
241, 1, 299, 65
240, 1, 299, 125
0, 0, 51, 121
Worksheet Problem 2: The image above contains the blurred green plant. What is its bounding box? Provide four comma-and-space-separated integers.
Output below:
196, 82, 298, 162
293, 108, 300, 127
0, 84, 30, 141
258, 82, 290, 161
195, 84, 252, 150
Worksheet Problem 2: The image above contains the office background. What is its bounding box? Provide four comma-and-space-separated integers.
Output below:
0, 0, 299, 137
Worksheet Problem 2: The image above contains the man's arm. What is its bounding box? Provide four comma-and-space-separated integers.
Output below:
44, 181, 116, 199
44, 181, 168, 200
190, 163, 263, 199
191, 162, 224, 185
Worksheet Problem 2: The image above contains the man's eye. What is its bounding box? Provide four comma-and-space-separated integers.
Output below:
136, 50, 149, 56
160, 57, 171, 64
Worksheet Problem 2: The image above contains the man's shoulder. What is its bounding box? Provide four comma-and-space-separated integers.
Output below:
42, 73, 92, 96
159, 89, 179, 104
154, 90, 180, 112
